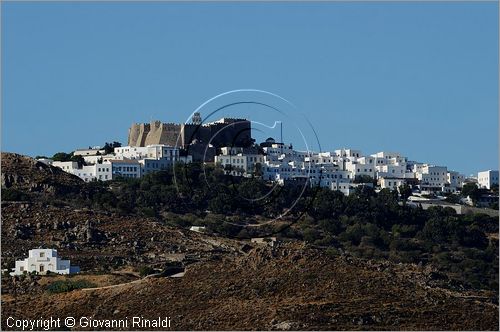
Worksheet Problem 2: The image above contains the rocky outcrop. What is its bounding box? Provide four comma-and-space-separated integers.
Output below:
1, 153, 82, 195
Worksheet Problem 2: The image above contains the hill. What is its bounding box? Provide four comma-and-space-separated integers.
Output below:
1, 152, 82, 195
2, 244, 498, 330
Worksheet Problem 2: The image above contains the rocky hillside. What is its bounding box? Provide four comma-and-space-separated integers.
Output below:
1, 202, 243, 273
1, 152, 83, 195
2, 244, 498, 330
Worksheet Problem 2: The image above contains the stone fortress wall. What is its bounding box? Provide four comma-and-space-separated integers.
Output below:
128, 118, 252, 149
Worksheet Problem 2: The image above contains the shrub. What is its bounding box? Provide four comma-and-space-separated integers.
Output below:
46, 279, 96, 293
325, 247, 341, 258
302, 228, 321, 243
138, 266, 156, 277
318, 219, 342, 235
1, 188, 30, 201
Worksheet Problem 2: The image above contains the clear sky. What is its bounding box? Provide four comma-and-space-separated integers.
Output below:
2, 1, 498, 175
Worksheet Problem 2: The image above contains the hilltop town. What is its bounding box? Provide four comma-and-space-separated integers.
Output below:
35, 114, 499, 210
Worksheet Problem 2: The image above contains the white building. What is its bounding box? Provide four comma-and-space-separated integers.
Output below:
345, 158, 376, 179
81, 154, 115, 165
215, 147, 264, 176
140, 158, 173, 175
73, 147, 106, 156
415, 164, 448, 192
114, 145, 179, 161
110, 159, 141, 178
189, 226, 206, 233
447, 171, 465, 190
336, 148, 362, 158
379, 177, 407, 191
477, 170, 499, 189
52, 161, 79, 172
330, 179, 354, 195
50, 143, 185, 181
10, 249, 80, 276
52, 161, 112, 182
37, 158, 53, 166
74, 164, 112, 182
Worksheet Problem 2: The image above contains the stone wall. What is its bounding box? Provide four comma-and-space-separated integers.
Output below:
128, 119, 252, 150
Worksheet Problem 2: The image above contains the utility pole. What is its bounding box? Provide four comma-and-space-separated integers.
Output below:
280, 121, 283, 144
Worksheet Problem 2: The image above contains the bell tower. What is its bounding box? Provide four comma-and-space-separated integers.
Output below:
191, 112, 202, 125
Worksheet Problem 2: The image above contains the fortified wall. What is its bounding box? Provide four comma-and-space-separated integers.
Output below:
128, 118, 252, 161
128, 121, 184, 147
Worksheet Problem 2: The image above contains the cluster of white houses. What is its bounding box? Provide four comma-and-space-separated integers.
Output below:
39, 145, 191, 182
40, 139, 498, 196
214, 138, 499, 195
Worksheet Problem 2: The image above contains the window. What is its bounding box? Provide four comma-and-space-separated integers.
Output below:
20, 266, 24, 272
40, 252, 45, 258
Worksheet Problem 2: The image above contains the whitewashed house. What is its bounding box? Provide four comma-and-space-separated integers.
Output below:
52, 161, 79, 173
73, 147, 106, 156
415, 164, 448, 192
379, 177, 408, 191
114, 145, 180, 161
447, 171, 465, 190
110, 159, 141, 178
36, 158, 54, 166
10, 249, 80, 276
477, 170, 499, 189
215, 147, 264, 176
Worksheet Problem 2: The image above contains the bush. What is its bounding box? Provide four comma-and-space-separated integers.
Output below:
318, 219, 342, 235
302, 228, 321, 243
46, 279, 96, 293
52, 152, 73, 162
138, 266, 156, 277
2, 188, 30, 201
325, 247, 341, 258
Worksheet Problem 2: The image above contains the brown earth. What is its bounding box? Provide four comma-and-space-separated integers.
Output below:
2, 245, 498, 330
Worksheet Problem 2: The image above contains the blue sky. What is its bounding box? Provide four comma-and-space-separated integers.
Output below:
2, 2, 498, 175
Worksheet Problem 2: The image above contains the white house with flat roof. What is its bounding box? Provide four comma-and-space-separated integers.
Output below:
73, 148, 106, 156
447, 171, 465, 189
10, 249, 80, 276
379, 177, 407, 191
110, 159, 141, 178
114, 145, 180, 161
477, 170, 499, 189
52, 161, 79, 173
215, 148, 264, 176
415, 165, 448, 192
52, 161, 112, 182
